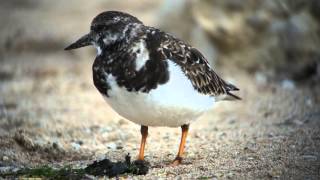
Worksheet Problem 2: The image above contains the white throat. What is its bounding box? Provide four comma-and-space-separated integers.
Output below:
93, 43, 102, 56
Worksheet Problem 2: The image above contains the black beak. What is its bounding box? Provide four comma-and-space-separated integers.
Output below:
64, 33, 92, 50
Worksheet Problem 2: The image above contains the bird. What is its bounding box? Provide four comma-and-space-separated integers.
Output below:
65, 11, 240, 166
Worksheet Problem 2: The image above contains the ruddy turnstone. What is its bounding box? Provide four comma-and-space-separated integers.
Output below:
65, 11, 240, 166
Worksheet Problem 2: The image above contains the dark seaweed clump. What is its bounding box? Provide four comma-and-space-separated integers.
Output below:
85, 154, 149, 178
1, 154, 149, 179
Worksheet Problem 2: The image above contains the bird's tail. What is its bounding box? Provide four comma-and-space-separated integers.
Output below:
216, 82, 241, 101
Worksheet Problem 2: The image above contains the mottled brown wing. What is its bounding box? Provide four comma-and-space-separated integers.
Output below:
145, 28, 240, 99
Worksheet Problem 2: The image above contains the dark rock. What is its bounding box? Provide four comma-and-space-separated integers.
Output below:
292, 59, 318, 82
0, 70, 14, 81
310, 0, 320, 21
225, 0, 245, 11
132, 160, 150, 175
85, 154, 149, 178
246, 13, 269, 31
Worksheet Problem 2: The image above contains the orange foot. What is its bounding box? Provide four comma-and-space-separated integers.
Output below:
169, 157, 182, 166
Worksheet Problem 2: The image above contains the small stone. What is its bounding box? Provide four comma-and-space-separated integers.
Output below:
244, 144, 257, 153
0, 166, 11, 173
85, 128, 92, 134
302, 155, 317, 161
255, 72, 267, 86
75, 140, 84, 145
228, 117, 236, 124
268, 169, 280, 178
281, 79, 295, 90
194, 132, 202, 139
52, 141, 63, 150
226, 172, 234, 179
269, 20, 287, 34
163, 132, 170, 140
293, 120, 303, 126
99, 126, 113, 133
2, 156, 9, 161
267, 133, 274, 138
218, 132, 227, 139
71, 142, 81, 151
225, 0, 245, 11
34, 139, 46, 147
116, 145, 123, 150
246, 12, 270, 31
306, 98, 313, 107
106, 142, 117, 150
117, 119, 128, 125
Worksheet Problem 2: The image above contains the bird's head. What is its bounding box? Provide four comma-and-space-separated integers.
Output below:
64, 11, 143, 53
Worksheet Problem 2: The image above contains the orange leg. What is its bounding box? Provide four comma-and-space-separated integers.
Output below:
171, 124, 189, 166
137, 125, 148, 161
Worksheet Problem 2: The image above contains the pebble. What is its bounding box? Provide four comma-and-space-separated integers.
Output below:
269, 20, 286, 34
52, 141, 63, 150
34, 139, 46, 147
227, 117, 236, 124
75, 140, 84, 145
225, 0, 245, 11
0, 166, 12, 173
302, 155, 317, 161
268, 169, 280, 178
0, 166, 20, 174
305, 98, 313, 107
193, 132, 202, 139
255, 72, 267, 86
2, 156, 9, 161
117, 119, 128, 125
116, 145, 123, 150
99, 126, 113, 133
267, 132, 274, 138
263, 0, 289, 17
106, 142, 117, 150
281, 79, 295, 90
226, 172, 234, 179
71, 142, 81, 151
244, 146, 255, 153
246, 12, 269, 31
84, 128, 92, 134
293, 120, 304, 126
217, 132, 227, 139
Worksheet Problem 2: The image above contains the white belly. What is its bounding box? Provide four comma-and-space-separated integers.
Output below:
103, 60, 215, 127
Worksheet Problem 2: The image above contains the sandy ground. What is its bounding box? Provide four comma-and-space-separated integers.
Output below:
1, 0, 320, 179
1, 52, 319, 179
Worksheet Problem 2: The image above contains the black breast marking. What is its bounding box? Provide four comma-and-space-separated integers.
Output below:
92, 38, 170, 96
92, 58, 111, 97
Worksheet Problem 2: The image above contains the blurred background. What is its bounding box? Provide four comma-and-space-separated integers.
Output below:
0, 0, 319, 179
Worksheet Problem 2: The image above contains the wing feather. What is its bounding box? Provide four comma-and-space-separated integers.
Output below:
145, 27, 240, 100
